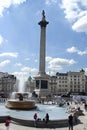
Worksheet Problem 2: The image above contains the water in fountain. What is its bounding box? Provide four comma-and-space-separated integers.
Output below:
18, 77, 26, 93
11, 77, 28, 99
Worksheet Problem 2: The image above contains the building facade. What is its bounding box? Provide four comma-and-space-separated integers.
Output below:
49, 69, 87, 96
28, 69, 87, 97
0, 72, 16, 98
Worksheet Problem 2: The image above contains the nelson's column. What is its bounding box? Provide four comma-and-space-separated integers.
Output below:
34, 10, 50, 97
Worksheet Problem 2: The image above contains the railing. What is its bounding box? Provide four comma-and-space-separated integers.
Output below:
0, 98, 7, 102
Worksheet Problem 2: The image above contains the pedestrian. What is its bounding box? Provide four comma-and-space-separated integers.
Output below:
33, 113, 38, 127
43, 113, 49, 124
5, 117, 11, 130
73, 112, 78, 124
68, 114, 73, 130
45, 113, 49, 123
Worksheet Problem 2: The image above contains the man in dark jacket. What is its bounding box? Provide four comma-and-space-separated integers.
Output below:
68, 114, 73, 130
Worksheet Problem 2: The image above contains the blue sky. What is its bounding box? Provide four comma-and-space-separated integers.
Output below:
0, 0, 87, 79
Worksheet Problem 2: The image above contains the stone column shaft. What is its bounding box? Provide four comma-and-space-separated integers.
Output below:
38, 10, 49, 76
39, 27, 46, 74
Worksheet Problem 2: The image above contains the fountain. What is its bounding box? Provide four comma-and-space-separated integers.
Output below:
1, 77, 69, 128
5, 78, 36, 110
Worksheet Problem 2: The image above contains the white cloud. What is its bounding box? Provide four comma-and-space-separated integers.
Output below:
21, 66, 38, 73
0, 52, 18, 57
0, 0, 27, 16
61, 0, 87, 33
72, 15, 87, 32
13, 71, 27, 76
46, 56, 76, 71
67, 46, 77, 53
45, 0, 58, 5
0, 35, 3, 45
13, 0, 26, 5
47, 71, 56, 76
46, 56, 53, 62
0, 60, 10, 67
15, 63, 22, 67
12, 66, 38, 79
61, 0, 80, 22
67, 46, 87, 55
81, 0, 87, 6
12, 71, 28, 80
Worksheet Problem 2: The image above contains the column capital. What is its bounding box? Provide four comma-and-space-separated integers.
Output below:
38, 10, 49, 27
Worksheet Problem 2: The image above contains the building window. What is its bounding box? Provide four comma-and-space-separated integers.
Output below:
78, 85, 80, 88
65, 81, 67, 83
70, 85, 72, 88
65, 77, 67, 80
78, 82, 80, 84
74, 89, 76, 92
70, 89, 72, 92
74, 86, 76, 88
41, 80, 48, 89
36, 80, 39, 89
78, 89, 80, 92
82, 89, 84, 92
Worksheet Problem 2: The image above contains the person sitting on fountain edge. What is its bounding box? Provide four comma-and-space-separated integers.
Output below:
43, 113, 49, 124
33, 113, 38, 127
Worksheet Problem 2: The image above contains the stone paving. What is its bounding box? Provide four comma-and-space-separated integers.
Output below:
0, 113, 87, 130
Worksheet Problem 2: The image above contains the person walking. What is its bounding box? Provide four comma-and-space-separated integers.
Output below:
68, 114, 73, 130
5, 117, 11, 130
73, 112, 78, 124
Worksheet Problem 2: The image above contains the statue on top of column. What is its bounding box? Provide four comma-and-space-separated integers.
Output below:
42, 10, 45, 20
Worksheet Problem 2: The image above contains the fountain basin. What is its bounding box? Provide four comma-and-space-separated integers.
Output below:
10, 116, 68, 128
5, 100, 36, 110
5, 92, 36, 110
0, 103, 70, 128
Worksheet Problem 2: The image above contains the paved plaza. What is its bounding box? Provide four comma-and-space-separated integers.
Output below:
0, 111, 87, 130
0, 103, 87, 130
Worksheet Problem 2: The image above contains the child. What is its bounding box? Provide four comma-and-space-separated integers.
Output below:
5, 117, 11, 130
